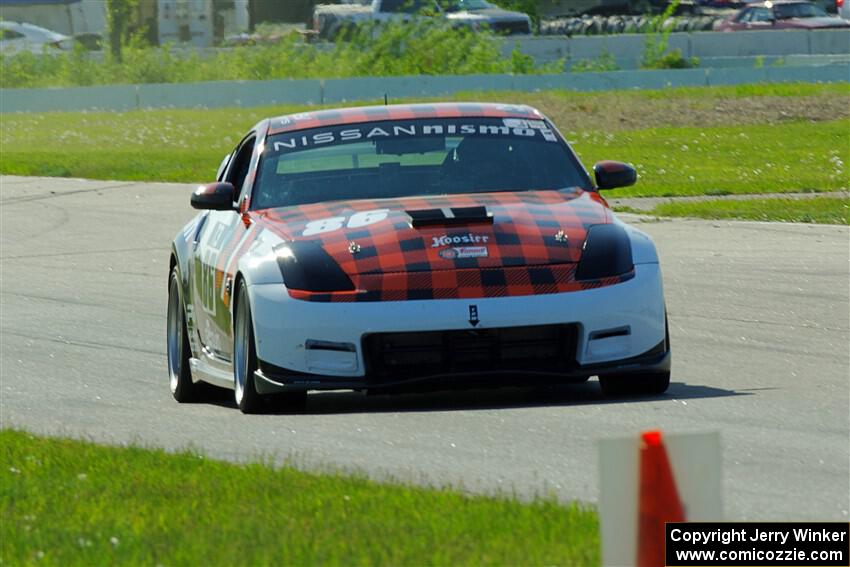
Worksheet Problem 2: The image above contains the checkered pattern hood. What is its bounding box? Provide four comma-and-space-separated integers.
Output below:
252, 189, 613, 298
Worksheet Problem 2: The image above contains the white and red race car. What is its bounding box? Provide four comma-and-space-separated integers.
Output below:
168, 103, 670, 413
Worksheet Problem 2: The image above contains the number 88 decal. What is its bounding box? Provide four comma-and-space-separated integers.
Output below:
302, 209, 390, 236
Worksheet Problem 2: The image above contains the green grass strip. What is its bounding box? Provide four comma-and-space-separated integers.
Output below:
1, 429, 599, 566
1, 84, 847, 198
575, 119, 849, 198
2, 112, 846, 198
639, 195, 850, 225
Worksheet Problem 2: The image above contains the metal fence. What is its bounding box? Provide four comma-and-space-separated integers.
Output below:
2, 63, 847, 113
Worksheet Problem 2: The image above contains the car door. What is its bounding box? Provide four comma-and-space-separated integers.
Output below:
191, 133, 257, 367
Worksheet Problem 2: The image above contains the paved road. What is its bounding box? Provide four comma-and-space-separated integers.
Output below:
1, 175, 848, 520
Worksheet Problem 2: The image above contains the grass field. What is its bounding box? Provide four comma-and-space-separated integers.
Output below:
1, 83, 848, 212
1, 429, 599, 566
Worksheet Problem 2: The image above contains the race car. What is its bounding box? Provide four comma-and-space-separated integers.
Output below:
167, 103, 671, 413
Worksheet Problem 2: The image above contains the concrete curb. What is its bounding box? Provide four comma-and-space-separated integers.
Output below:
609, 191, 850, 212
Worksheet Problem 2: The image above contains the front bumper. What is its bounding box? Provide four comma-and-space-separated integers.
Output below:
254, 338, 670, 394
248, 263, 667, 392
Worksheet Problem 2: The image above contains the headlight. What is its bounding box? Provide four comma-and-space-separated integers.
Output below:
274, 241, 355, 292
576, 224, 634, 280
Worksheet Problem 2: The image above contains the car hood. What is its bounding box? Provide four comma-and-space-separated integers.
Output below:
252, 189, 610, 277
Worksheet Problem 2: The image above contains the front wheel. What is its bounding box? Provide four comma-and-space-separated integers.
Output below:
233, 280, 266, 414
167, 268, 202, 402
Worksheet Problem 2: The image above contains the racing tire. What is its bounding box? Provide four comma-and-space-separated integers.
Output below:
234, 280, 266, 414
167, 268, 203, 403
599, 370, 670, 396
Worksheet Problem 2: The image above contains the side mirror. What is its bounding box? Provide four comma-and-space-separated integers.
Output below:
593, 161, 637, 190
191, 182, 237, 210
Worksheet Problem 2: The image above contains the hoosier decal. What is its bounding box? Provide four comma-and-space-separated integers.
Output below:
431, 233, 490, 248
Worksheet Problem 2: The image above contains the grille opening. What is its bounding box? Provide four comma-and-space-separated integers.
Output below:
364, 324, 577, 381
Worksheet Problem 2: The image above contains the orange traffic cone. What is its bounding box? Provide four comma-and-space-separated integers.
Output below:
637, 430, 686, 567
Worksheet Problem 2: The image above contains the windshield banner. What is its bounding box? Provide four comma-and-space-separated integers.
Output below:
268, 118, 560, 154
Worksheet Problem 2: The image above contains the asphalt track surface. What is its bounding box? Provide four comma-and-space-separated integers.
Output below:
2, 175, 848, 521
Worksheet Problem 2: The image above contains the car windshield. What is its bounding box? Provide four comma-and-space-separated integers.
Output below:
441, 0, 495, 12
254, 117, 589, 209
773, 2, 827, 18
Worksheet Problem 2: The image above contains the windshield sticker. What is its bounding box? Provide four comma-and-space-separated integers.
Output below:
271, 120, 559, 153
502, 118, 544, 129
503, 118, 557, 142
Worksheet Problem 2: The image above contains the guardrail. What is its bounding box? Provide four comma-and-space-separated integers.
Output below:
2, 64, 846, 113
568, 54, 850, 71
505, 29, 850, 63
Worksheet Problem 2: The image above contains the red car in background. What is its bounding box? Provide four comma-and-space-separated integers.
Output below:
715, 0, 850, 29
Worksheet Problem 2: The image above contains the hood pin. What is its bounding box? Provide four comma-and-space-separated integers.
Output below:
554, 230, 569, 243
348, 241, 362, 255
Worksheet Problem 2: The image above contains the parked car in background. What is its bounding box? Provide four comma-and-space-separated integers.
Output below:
441, 0, 534, 31
313, 0, 532, 39
838, 0, 850, 19
0, 21, 72, 54
715, 0, 850, 28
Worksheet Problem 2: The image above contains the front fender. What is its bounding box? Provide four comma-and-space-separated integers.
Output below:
171, 212, 208, 356
613, 217, 660, 265
170, 212, 207, 295
233, 231, 288, 362
234, 228, 286, 288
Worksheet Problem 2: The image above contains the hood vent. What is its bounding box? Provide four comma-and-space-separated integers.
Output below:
407, 206, 493, 228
